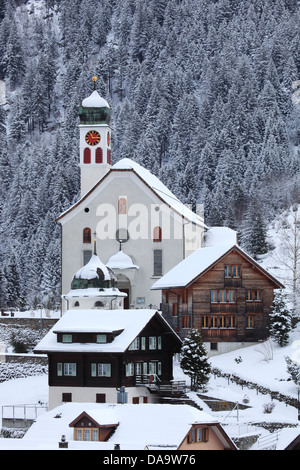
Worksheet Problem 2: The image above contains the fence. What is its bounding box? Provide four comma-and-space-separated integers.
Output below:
2, 403, 48, 429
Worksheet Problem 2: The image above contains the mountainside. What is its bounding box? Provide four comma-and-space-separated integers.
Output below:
0, 0, 299, 309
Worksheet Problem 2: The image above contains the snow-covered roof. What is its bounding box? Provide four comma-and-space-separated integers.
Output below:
151, 243, 284, 290
106, 250, 139, 270
113, 158, 206, 227
81, 90, 110, 108
203, 226, 238, 247
74, 253, 112, 281
34, 309, 180, 354
57, 158, 207, 228
64, 287, 127, 299
22, 402, 226, 450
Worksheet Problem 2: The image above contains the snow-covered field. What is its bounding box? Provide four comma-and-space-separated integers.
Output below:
0, 329, 299, 450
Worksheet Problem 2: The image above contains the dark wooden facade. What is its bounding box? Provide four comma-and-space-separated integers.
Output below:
47, 313, 181, 390
160, 247, 283, 348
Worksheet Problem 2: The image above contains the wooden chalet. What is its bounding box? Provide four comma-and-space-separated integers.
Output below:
152, 244, 284, 354
34, 309, 182, 408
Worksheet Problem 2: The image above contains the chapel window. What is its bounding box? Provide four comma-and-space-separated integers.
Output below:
95, 147, 103, 164
83, 227, 91, 243
84, 148, 91, 164
118, 197, 127, 214
153, 226, 162, 242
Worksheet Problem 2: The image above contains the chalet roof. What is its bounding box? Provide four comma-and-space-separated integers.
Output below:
22, 402, 236, 450
151, 243, 284, 290
56, 158, 207, 228
34, 309, 181, 354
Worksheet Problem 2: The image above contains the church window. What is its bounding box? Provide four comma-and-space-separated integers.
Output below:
95, 147, 103, 164
153, 250, 162, 276
83, 250, 92, 265
153, 226, 162, 242
84, 148, 91, 164
118, 197, 127, 214
83, 228, 91, 243
94, 301, 105, 308
107, 149, 111, 165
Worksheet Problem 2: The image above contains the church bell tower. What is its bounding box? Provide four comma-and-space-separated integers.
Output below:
78, 77, 111, 197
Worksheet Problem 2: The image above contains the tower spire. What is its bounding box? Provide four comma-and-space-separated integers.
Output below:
93, 231, 97, 255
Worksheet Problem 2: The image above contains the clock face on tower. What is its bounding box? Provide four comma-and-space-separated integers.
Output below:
85, 130, 101, 146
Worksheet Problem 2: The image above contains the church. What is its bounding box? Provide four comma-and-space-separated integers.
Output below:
57, 82, 206, 313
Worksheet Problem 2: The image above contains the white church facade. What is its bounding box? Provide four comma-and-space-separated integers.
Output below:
57, 85, 207, 313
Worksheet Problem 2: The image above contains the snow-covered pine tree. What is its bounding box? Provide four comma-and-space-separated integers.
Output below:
180, 328, 211, 391
269, 289, 292, 347
285, 356, 300, 386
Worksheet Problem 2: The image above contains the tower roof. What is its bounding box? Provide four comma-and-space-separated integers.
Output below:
79, 90, 111, 125
71, 254, 117, 290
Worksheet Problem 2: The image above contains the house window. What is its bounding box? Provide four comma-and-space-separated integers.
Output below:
57, 363, 77, 376
126, 363, 134, 376
74, 301, 80, 307
201, 315, 236, 329
118, 197, 127, 214
91, 363, 111, 377
129, 337, 140, 350
76, 429, 82, 440
141, 337, 146, 350
211, 290, 236, 303
83, 227, 91, 243
95, 147, 103, 163
96, 393, 106, 403
62, 334, 72, 343
246, 290, 261, 301
96, 334, 107, 343
182, 315, 191, 328
149, 336, 156, 350
210, 342, 218, 351
153, 250, 162, 276
157, 336, 162, 350
62, 393, 72, 402
247, 315, 255, 328
172, 304, 178, 317
224, 265, 241, 278
84, 147, 91, 164
197, 427, 209, 442
136, 363, 142, 375
153, 226, 162, 242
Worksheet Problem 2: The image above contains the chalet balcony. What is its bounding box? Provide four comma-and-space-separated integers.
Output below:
201, 328, 237, 341
246, 302, 263, 313
135, 375, 187, 397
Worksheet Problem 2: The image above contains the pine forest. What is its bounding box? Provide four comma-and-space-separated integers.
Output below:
0, 0, 299, 310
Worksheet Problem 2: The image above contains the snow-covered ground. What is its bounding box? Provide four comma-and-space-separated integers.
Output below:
0, 329, 299, 450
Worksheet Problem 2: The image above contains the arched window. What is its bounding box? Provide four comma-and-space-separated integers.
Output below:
84, 148, 91, 164
118, 197, 127, 214
107, 149, 111, 165
96, 147, 103, 164
83, 227, 91, 243
153, 226, 162, 242
74, 301, 80, 307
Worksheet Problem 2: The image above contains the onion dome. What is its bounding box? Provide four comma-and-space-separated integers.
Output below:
107, 250, 139, 270
71, 254, 117, 290
79, 85, 111, 125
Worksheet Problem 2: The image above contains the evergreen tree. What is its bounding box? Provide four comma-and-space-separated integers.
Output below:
285, 356, 300, 386
180, 329, 211, 391
269, 290, 292, 347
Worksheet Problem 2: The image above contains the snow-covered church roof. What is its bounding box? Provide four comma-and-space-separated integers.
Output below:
57, 158, 207, 228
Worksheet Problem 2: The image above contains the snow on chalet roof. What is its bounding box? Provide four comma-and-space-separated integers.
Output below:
203, 226, 238, 247
81, 90, 110, 108
106, 249, 139, 270
151, 243, 284, 290
34, 309, 179, 354
22, 402, 221, 450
